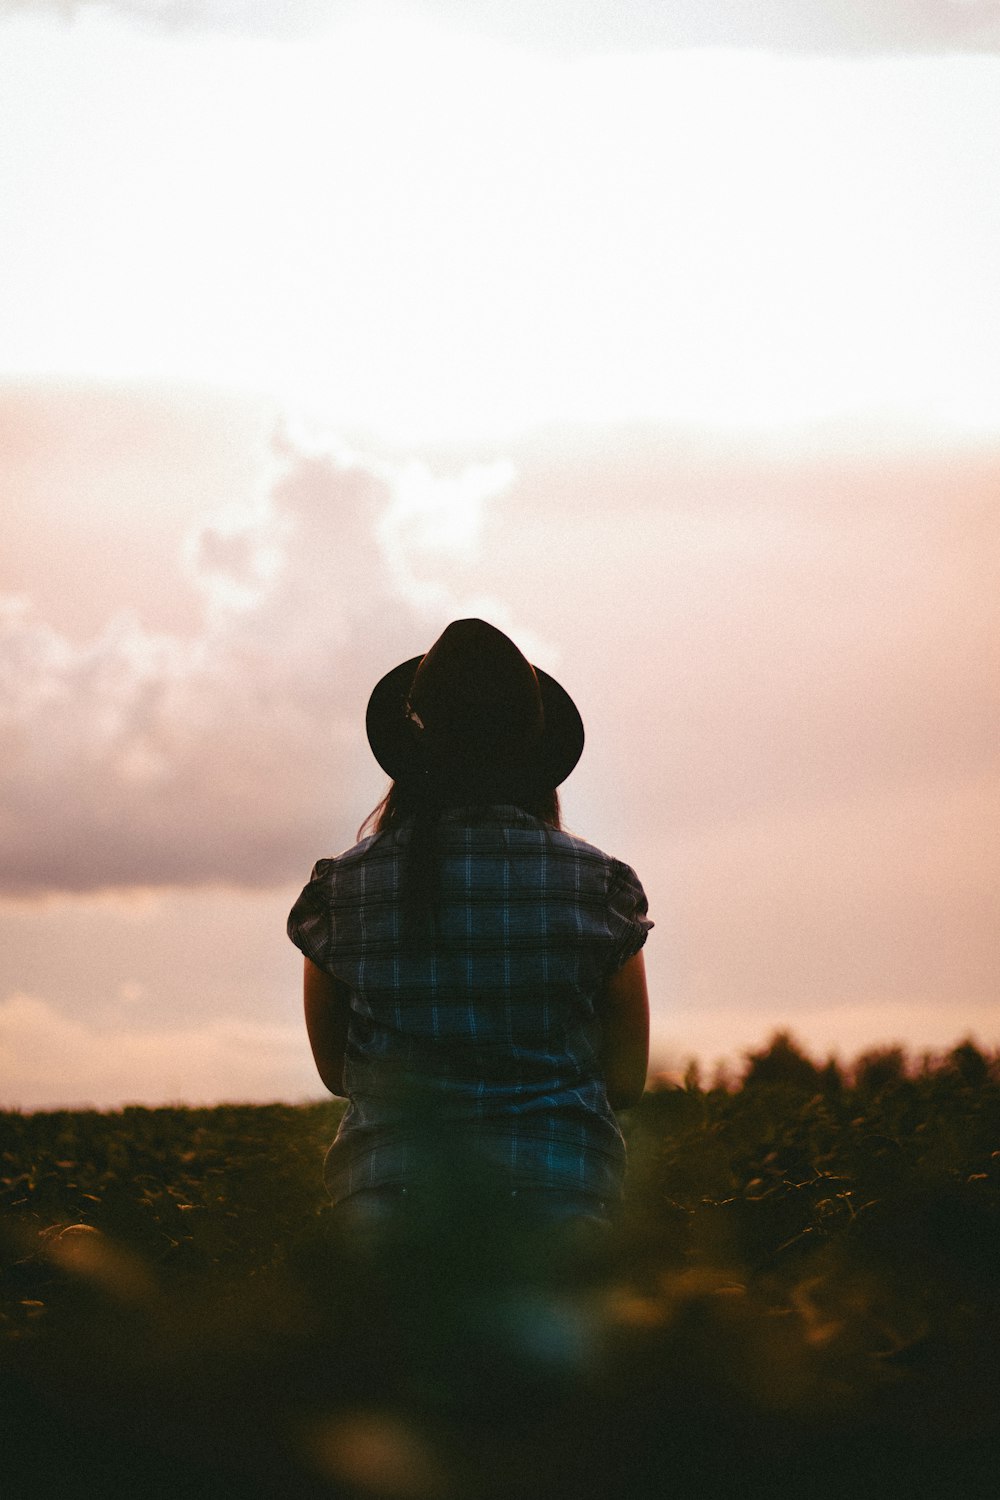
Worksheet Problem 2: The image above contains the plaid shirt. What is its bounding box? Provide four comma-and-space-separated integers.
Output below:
287, 804, 652, 1204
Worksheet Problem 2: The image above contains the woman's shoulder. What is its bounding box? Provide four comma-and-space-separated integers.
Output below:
526, 826, 646, 902
550, 832, 652, 942
547, 825, 637, 873
305, 829, 397, 881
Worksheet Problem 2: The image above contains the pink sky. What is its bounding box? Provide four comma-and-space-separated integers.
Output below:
1, 2, 998, 1107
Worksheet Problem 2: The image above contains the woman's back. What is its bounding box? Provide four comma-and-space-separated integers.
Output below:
289, 802, 650, 1205
291, 804, 647, 1092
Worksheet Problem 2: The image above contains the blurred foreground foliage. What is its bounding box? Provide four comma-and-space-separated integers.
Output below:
2, 1034, 1000, 1499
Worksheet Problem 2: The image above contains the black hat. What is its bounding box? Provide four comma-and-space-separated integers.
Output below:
365, 619, 584, 792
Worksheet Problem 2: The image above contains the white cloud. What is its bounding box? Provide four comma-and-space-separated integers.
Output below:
182, 493, 290, 620
0, 991, 319, 1108
377, 457, 516, 608
0, 0, 342, 38
5, 0, 1000, 53
432, 0, 1000, 56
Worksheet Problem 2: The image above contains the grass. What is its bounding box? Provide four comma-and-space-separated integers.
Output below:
2, 1036, 999, 1499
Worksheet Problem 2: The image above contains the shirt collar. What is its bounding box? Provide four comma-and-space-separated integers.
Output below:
437, 803, 541, 827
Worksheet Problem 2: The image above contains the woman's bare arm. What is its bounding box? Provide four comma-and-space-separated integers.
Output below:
303, 956, 352, 1098
598, 949, 650, 1109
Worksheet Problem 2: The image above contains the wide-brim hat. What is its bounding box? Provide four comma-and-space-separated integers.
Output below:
366, 619, 584, 791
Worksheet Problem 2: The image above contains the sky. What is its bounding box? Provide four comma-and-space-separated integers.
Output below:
1, 0, 998, 1108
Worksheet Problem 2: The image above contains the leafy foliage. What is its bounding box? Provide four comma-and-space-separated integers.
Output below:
2, 1038, 999, 1498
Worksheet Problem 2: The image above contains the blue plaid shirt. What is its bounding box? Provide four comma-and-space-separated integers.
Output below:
287, 804, 652, 1203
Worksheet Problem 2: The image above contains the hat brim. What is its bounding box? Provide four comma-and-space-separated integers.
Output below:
366, 654, 584, 790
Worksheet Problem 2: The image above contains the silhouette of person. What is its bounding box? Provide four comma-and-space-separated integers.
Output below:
287, 619, 651, 1225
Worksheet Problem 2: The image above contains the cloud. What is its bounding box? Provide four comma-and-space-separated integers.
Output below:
183, 499, 288, 618
6, 0, 1000, 53
0, 0, 342, 39
0, 411, 520, 896
0, 991, 319, 1108
428, 0, 1000, 56
377, 456, 516, 609
0, 382, 279, 640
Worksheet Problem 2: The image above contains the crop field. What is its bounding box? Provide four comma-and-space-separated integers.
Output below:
2, 1035, 999, 1500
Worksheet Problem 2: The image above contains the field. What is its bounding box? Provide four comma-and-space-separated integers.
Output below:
3, 1035, 999, 1500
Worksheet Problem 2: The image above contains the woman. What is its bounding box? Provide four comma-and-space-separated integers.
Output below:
287, 619, 651, 1224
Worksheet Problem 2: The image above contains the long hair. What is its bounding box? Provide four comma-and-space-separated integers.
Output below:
358, 779, 562, 937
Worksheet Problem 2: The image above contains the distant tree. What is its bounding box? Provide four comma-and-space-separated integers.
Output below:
683, 1058, 703, 1093
853, 1045, 908, 1095
948, 1039, 990, 1088
709, 1058, 737, 1093
818, 1055, 844, 1095
742, 1031, 820, 1090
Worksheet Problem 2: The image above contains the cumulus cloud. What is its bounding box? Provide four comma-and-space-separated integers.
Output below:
0, 991, 318, 1108
6, 0, 1000, 53
377, 456, 516, 609
0, 420, 520, 896
183, 497, 289, 619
